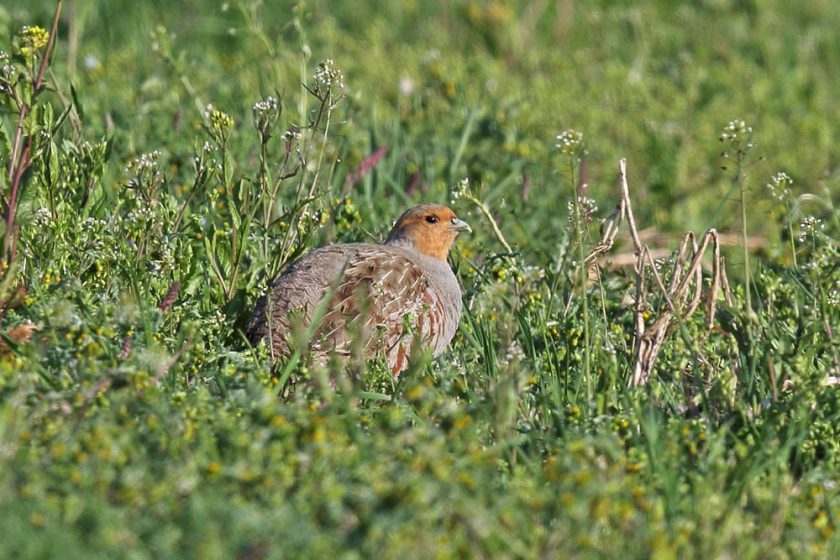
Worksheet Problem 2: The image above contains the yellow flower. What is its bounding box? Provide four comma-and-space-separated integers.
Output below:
204, 105, 234, 139
19, 26, 49, 59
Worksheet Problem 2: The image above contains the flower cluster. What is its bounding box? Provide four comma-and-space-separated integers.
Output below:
18, 26, 49, 59
204, 104, 234, 143
798, 216, 823, 243
192, 142, 220, 182
331, 197, 361, 234
313, 59, 346, 97
125, 150, 161, 175
281, 127, 302, 157
78, 217, 109, 253
556, 129, 584, 156
451, 178, 472, 202
719, 119, 754, 151
828, 287, 840, 308
252, 96, 278, 114
500, 340, 526, 367
125, 206, 157, 225
0, 51, 16, 95
124, 150, 164, 201
766, 171, 793, 201
148, 243, 176, 276
252, 95, 280, 139
294, 205, 330, 238
568, 196, 598, 224
33, 207, 53, 227
283, 128, 301, 143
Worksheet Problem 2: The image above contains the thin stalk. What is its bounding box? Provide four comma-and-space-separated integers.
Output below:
732, 147, 759, 394
737, 154, 752, 322
461, 191, 513, 254
259, 138, 271, 259
308, 100, 333, 199
569, 158, 592, 404
786, 200, 797, 269
734, 152, 756, 387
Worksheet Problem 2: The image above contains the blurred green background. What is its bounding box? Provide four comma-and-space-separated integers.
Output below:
4, 0, 838, 249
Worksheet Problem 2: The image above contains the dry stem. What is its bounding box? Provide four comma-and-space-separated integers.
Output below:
586, 159, 731, 387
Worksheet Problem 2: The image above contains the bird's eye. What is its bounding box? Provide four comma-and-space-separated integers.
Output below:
425, 215, 439, 224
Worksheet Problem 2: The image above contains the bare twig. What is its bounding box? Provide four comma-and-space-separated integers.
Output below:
619, 159, 644, 253
587, 159, 730, 387
472, 197, 513, 255
630, 228, 723, 386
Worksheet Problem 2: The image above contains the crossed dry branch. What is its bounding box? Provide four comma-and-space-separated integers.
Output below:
587, 159, 734, 387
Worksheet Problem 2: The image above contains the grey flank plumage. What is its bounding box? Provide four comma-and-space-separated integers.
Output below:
247, 242, 463, 374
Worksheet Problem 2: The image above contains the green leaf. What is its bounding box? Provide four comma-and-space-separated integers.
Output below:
47, 139, 59, 187
70, 83, 85, 122
53, 100, 73, 133
229, 200, 241, 231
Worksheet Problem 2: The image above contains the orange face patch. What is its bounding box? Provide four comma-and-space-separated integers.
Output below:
385, 204, 469, 260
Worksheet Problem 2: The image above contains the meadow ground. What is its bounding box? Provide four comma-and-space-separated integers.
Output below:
0, 1, 838, 558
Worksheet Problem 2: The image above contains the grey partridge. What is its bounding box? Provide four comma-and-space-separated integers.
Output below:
247, 204, 471, 374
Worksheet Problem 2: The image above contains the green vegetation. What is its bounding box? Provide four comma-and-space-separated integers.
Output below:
0, 1, 838, 557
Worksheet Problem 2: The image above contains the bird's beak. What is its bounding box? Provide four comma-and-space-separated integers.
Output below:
449, 218, 472, 233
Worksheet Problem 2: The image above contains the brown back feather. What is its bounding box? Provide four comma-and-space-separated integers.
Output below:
247, 243, 456, 374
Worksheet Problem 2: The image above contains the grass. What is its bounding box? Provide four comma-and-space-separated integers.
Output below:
0, 0, 838, 558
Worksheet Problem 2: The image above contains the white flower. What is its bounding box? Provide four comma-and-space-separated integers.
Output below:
313, 59, 346, 95
766, 171, 793, 201
798, 216, 822, 243
556, 129, 584, 155
567, 196, 598, 223
452, 178, 471, 201
502, 341, 525, 365
719, 119, 753, 147
282, 129, 301, 143
125, 150, 162, 174
252, 96, 278, 114
34, 207, 53, 226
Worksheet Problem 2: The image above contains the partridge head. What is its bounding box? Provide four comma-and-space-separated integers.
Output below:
385, 204, 472, 259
